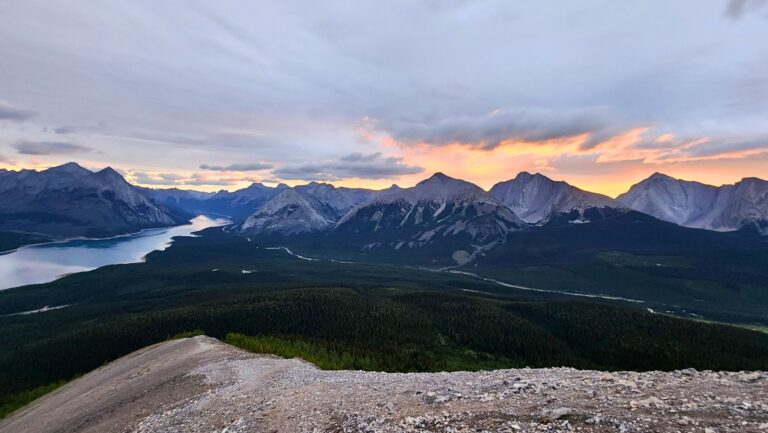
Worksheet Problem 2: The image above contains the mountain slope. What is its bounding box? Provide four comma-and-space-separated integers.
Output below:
144, 188, 215, 212
0, 163, 188, 238
617, 173, 768, 232
2, 335, 765, 433
490, 172, 618, 223
337, 172, 525, 236
329, 173, 526, 263
191, 183, 285, 221
294, 182, 377, 215
240, 188, 340, 235
148, 182, 384, 223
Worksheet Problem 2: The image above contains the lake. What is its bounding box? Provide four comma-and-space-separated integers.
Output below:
0, 215, 228, 290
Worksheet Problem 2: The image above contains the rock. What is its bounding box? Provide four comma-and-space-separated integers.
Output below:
629, 396, 668, 410
741, 372, 763, 383
541, 407, 575, 422
617, 379, 638, 388
2, 336, 766, 433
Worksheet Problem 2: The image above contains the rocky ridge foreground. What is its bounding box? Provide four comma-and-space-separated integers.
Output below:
1, 336, 766, 433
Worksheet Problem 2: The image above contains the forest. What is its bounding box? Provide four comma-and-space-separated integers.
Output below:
1, 228, 768, 418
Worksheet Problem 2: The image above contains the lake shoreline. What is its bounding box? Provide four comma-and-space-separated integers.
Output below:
0, 216, 229, 291
0, 223, 192, 256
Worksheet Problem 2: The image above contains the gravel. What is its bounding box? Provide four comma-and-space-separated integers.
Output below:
2, 336, 766, 433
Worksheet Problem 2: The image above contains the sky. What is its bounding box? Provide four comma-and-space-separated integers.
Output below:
1, 0, 767, 197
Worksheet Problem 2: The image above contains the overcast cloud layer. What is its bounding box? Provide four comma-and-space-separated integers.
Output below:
0, 1, 766, 194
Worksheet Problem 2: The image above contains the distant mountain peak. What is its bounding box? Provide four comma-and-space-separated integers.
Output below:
490, 172, 618, 223
740, 176, 767, 185
648, 172, 673, 180
96, 166, 122, 178
240, 188, 338, 235
419, 172, 459, 184
243, 182, 269, 190
46, 162, 91, 175
334, 173, 525, 258
514, 171, 536, 179
618, 174, 767, 232
373, 172, 491, 206
0, 162, 187, 238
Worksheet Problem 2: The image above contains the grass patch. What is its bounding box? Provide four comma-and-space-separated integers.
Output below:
0, 380, 69, 419
225, 333, 382, 370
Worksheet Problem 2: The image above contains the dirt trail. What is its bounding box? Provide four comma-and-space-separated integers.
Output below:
1, 336, 766, 433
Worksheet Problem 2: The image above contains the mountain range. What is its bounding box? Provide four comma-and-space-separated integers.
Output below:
0, 163, 188, 240
2, 163, 766, 254
489, 172, 617, 223
617, 173, 768, 234
331, 173, 525, 263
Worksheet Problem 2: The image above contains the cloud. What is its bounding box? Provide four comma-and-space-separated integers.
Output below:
199, 162, 273, 171
129, 170, 267, 187
131, 171, 186, 185
185, 172, 244, 186
0, 100, 35, 121
375, 109, 607, 150
679, 135, 768, 159
53, 126, 76, 134
1, 2, 767, 192
13, 140, 93, 155
724, 0, 767, 18
273, 152, 423, 181
548, 153, 644, 176
339, 152, 382, 162
578, 128, 768, 164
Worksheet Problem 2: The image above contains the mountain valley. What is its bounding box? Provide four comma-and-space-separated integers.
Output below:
1, 163, 767, 428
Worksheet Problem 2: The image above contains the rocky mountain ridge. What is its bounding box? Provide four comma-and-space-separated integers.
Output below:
4, 162, 766, 246
490, 171, 618, 223
241, 188, 341, 235
0, 162, 187, 238
143, 166, 768, 235
331, 173, 526, 259
2, 336, 764, 433
617, 173, 768, 232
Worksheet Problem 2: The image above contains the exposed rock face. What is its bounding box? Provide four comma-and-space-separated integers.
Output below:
490, 172, 618, 223
149, 182, 380, 224
0, 163, 187, 238
335, 173, 526, 245
617, 173, 768, 232
145, 171, 768, 236
294, 182, 377, 215
2, 336, 765, 433
240, 188, 340, 235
